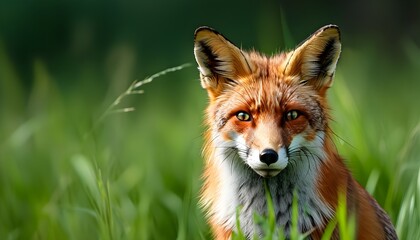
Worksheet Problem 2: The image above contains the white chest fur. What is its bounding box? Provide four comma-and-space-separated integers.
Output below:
211, 145, 333, 238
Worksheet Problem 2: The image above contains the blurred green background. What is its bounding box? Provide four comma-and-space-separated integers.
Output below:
0, 0, 419, 239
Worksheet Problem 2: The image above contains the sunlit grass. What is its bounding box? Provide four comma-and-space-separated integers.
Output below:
0, 59, 205, 239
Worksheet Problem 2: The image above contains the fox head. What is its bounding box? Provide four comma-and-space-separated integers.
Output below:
194, 25, 341, 178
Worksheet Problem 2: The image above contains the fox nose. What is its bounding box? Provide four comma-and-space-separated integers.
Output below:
259, 149, 278, 166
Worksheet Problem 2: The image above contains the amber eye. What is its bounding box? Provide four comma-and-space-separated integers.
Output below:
236, 111, 251, 121
286, 110, 300, 121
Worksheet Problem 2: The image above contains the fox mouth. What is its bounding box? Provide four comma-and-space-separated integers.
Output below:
254, 169, 282, 178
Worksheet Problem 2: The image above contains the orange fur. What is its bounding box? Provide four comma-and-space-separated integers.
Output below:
194, 25, 397, 239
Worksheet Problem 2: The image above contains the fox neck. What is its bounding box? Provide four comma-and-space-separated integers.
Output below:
202, 130, 337, 237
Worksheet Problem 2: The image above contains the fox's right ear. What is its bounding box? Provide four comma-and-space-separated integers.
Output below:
194, 27, 253, 96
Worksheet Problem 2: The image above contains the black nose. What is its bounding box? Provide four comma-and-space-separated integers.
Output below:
259, 149, 278, 166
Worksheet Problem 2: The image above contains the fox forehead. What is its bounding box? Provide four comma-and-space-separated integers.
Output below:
213, 55, 324, 115
212, 52, 314, 103
230, 51, 299, 85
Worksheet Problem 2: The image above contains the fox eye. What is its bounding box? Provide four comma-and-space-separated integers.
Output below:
286, 110, 300, 121
236, 111, 251, 121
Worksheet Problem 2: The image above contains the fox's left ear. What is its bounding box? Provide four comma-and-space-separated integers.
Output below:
285, 25, 341, 93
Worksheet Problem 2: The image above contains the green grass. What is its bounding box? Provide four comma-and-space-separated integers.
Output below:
0, 38, 419, 239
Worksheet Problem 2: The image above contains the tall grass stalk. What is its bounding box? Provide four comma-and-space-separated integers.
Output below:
89, 63, 191, 135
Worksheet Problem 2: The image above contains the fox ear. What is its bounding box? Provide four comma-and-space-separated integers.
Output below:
285, 25, 341, 92
194, 27, 253, 92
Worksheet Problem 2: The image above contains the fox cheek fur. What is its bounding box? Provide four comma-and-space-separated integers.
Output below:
194, 25, 398, 239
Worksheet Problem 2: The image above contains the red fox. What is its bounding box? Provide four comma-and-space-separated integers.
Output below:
193, 25, 398, 239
